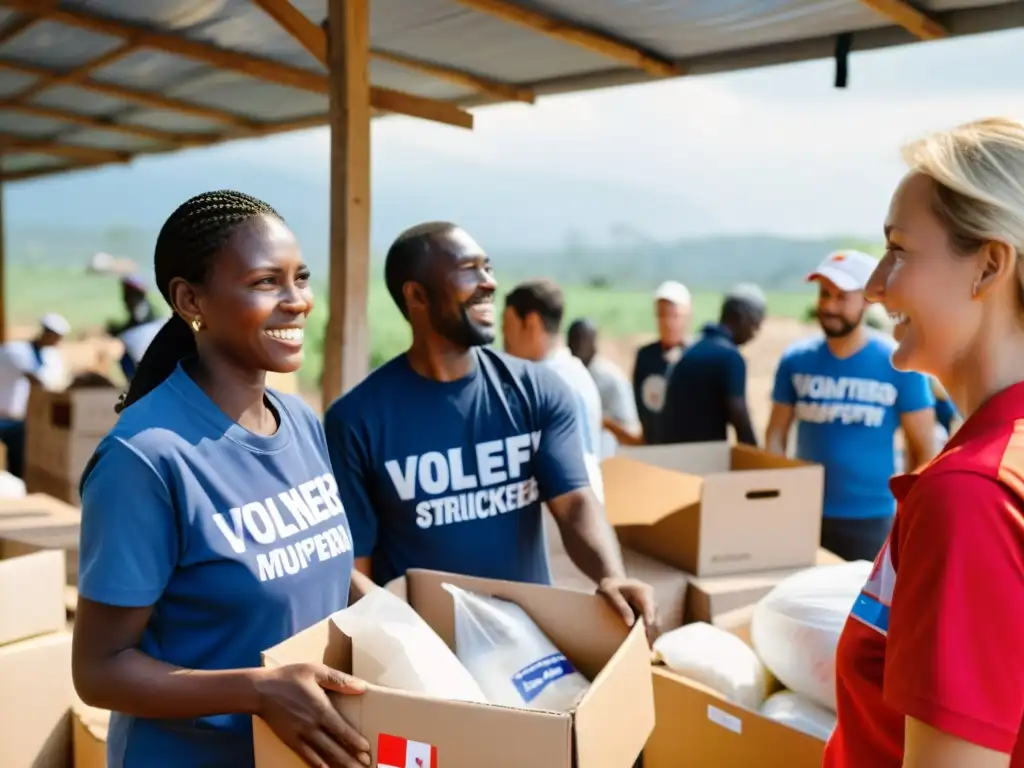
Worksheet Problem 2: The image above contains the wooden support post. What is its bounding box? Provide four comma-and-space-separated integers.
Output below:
321, 0, 371, 411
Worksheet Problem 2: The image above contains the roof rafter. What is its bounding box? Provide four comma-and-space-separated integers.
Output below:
0, 133, 131, 164
3, 0, 475, 128
858, 0, 948, 40
450, 0, 682, 78
251, 0, 533, 104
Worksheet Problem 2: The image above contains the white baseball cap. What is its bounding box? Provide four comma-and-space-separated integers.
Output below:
40, 312, 70, 336
654, 280, 692, 308
807, 250, 878, 292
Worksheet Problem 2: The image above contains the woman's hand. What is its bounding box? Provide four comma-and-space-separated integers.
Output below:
254, 663, 371, 768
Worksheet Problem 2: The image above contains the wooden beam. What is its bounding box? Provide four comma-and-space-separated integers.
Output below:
0, 10, 41, 45
372, 49, 534, 104
323, 0, 372, 407
250, 0, 326, 63
858, 0, 947, 40
0, 134, 130, 163
0, 101, 201, 145
11, 40, 141, 103
450, 0, 681, 77
5, 0, 475, 127
0, 174, 6, 342
0, 59, 256, 127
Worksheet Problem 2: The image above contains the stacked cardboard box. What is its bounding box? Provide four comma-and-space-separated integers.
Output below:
594, 440, 832, 765
0, 550, 75, 767
24, 386, 121, 505
0, 494, 82, 586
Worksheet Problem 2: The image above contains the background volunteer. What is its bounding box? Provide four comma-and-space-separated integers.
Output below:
631, 280, 691, 444
324, 221, 657, 637
765, 249, 936, 562
503, 279, 604, 500
659, 284, 766, 446
0, 312, 68, 478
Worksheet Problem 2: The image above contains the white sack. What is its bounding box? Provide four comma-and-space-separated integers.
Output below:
751, 561, 873, 711
760, 691, 837, 741
0, 471, 25, 498
653, 622, 769, 710
443, 583, 590, 712
331, 586, 487, 703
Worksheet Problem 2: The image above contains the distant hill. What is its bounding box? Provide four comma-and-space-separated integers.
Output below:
5, 134, 881, 291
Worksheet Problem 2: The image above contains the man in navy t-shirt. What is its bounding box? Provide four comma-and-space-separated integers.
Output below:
660, 284, 766, 446
765, 250, 937, 561
324, 222, 656, 634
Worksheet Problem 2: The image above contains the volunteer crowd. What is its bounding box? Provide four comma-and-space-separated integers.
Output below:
1, 117, 1021, 767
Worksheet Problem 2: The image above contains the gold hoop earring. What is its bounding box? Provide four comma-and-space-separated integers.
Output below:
190, 316, 203, 333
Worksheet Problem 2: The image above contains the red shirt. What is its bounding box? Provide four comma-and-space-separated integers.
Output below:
825, 381, 1024, 767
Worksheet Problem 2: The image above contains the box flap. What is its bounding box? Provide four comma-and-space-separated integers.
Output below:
573, 620, 654, 768
406, 569, 626, 681
0, 493, 80, 521
600, 457, 704, 527
730, 443, 813, 470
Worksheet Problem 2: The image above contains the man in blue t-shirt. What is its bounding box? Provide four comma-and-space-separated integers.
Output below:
324, 222, 656, 635
660, 284, 766, 446
765, 250, 937, 561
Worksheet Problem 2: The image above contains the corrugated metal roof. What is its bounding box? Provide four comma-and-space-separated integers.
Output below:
0, 0, 1021, 182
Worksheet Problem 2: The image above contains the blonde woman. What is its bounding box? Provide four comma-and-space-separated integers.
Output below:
825, 118, 1024, 767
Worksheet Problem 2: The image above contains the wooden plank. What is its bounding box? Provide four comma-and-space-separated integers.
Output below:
451, 0, 681, 77
858, 0, 948, 40
322, 0, 372, 409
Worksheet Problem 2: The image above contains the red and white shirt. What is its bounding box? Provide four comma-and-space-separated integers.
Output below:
825, 381, 1024, 766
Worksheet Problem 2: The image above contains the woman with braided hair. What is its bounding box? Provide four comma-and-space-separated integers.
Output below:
72, 191, 371, 768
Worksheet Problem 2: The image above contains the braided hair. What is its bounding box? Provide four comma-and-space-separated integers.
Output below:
117, 190, 282, 413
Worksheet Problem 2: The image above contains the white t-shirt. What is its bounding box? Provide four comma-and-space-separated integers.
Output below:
119, 318, 167, 366
587, 355, 640, 458
0, 340, 65, 420
543, 347, 604, 502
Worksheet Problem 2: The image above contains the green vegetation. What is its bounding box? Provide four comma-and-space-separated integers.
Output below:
6, 264, 814, 388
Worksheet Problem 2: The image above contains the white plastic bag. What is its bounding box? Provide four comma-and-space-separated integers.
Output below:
331, 585, 487, 703
653, 622, 769, 710
442, 583, 590, 711
761, 691, 837, 741
751, 561, 873, 711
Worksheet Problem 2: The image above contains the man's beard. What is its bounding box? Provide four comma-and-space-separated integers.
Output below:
819, 312, 862, 339
428, 291, 495, 349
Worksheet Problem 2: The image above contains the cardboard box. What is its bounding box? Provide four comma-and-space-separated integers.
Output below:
0, 631, 74, 768
25, 466, 82, 506
26, 386, 120, 436
544, 512, 691, 631
72, 697, 110, 768
645, 668, 826, 768
0, 550, 67, 647
602, 442, 824, 576
686, 548, 844, 624
1, 523, 81, 586
0, 493, 81, 530
254, 569, 655, 768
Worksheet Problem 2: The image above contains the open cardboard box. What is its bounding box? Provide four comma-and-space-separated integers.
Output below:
603, 442, 824, 576
255, 569, 654, 768
645, 612, 829, 768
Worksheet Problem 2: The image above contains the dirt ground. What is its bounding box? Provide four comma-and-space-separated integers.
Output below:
23, 317, 818, 434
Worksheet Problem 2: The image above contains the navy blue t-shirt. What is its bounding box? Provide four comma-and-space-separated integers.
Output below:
659, 324, 745, 445
632, 340, 684, 444
78, 364, 353, 768
323, 348, 591, 587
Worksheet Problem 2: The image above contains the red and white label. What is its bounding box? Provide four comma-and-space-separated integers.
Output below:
377, 733, 438, 768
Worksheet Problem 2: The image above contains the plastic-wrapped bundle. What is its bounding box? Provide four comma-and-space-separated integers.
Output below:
443, 583, 590, 712
653, 622, 769, 710
761, 691, 837, 741
751, 561, 873, 711
331, 586, 487, 703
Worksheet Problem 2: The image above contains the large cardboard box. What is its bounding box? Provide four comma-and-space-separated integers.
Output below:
0, 631, 74, 768
0, 550, 67, 647
0, 494, 82, 586
72, 697, 110, 768
686, 547, 845, 624
544, 511, 691, 631
603, 442, 824, 576
254, 569, 655, 768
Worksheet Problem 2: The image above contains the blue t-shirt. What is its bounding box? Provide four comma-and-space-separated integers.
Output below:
78, 364, 353, 768
660, 323, 746, 445
632, 340, 685, 444
771, 334, 934, 520
323, 347, 591, 587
